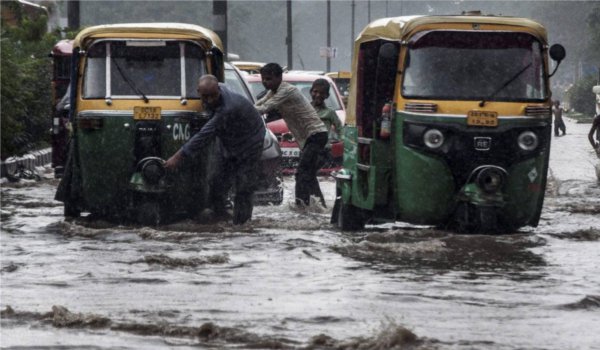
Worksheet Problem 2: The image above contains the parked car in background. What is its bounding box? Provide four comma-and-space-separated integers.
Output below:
246, 73, 346, 175
224, 62, 283, 205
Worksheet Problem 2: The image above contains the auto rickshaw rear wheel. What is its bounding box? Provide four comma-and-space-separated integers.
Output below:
334, 197, 365, 231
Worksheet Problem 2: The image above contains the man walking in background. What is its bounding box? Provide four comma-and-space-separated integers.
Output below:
553, 100, 566, 136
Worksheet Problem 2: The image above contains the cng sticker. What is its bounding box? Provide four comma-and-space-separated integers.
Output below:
528, 168, 538, 183
172, 123, 191, 141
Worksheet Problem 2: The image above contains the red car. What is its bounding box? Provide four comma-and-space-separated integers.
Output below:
245, 73, 346, 175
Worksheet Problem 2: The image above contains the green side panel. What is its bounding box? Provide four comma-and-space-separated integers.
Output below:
352, 165, 377, 209
341, 126, 392, 210
395, 114, 455, 224
341, 126, 358, 205
342, 126, 358, 169
502, 154, 548, 227
77, 116, 134, 210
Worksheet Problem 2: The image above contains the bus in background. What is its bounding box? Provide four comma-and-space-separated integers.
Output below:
49, 39, 73, 177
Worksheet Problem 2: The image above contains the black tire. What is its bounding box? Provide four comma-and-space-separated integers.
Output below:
64, 200, 81, 219
336, 198, 365, 231
137, 201, 162, 227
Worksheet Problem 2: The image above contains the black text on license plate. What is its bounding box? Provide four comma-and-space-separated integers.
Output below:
134, 106, 161, 120
467, 110, 498, 127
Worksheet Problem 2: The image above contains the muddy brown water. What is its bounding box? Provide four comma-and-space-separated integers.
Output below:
1, 175, 599, 349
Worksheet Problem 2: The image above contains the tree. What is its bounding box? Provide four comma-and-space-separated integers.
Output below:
1, 1, 60, 159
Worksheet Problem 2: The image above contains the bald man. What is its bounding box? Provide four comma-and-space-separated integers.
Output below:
165, 75, 265, 224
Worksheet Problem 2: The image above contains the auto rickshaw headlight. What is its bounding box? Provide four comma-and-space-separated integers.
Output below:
423, 129, 444, 149
140, 158, 165, 185
476, 167, 505, 194
517, 131, 538, 151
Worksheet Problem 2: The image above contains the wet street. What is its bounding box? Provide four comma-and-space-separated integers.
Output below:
1, 118, 599, 350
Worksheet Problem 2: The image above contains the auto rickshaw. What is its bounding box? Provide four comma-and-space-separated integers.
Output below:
49, 39, 74, 178
55, 23, 229, 225
331, 14, 565, 233
325, 71, 351, 107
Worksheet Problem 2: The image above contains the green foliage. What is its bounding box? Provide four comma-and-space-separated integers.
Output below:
565, 75, 596, 117
1, 5, 61, 159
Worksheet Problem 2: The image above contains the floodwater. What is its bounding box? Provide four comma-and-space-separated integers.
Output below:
1, 119, 599, 350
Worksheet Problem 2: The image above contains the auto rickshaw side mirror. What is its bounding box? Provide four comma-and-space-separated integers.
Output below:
550, 44, 566, 62
548, 44, 566, 78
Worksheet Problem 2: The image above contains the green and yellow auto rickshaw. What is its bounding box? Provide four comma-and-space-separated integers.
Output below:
55, 23, 226, 225
331, 14, 565, 232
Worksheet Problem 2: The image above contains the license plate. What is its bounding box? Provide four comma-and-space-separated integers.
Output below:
281, 147, 300, 158
134, 106, 161, 120
467, 110, 498, 127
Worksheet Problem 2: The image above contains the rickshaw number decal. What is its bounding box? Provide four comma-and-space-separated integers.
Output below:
134, 106, 161, 120
173, 123, 191, 141
467, 110, 498, 127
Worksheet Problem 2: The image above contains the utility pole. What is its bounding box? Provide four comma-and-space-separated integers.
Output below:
351, 0, 355, 51
213, 0, 227, 58
326, 0, 331, 72
287, 0, 292, 70
67, 0, 79, 30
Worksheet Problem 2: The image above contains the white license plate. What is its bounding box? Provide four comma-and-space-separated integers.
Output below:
281, 147, 300, 158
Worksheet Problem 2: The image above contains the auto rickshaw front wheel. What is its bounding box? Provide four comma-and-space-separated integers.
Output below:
63, 200, 81, 219
137, 201, 163, 227
332, 197, 365, 231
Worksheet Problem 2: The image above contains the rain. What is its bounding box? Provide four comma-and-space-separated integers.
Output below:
2, 1, 600, 349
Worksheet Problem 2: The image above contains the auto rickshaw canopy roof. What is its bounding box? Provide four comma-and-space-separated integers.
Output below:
355, 15, 548, 45
345, 15, 550, 125
73, 23, 223, 51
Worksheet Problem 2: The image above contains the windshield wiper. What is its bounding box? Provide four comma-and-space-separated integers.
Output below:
479, 62, 532, 107
112, 58, 149, 103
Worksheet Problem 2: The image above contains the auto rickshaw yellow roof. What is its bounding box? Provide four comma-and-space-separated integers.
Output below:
356, 15, 548, 45
73, 23, 223, 51
345, 15, 549, 126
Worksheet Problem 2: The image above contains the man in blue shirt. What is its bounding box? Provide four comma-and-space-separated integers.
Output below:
165, 75, 265, 224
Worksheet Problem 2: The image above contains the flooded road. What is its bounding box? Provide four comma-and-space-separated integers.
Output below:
2, 119, 600, 349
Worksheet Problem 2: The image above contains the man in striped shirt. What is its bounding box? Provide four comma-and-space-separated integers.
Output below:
255, 63, 328, 207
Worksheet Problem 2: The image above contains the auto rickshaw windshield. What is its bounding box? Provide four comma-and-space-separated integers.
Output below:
83, 40, 207, 99
402, 31, 547, 101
